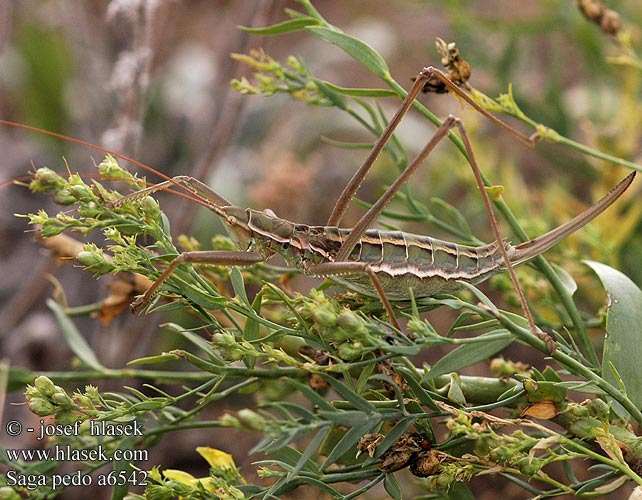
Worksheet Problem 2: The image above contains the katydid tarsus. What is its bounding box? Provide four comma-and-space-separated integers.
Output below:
4, 67, 636, 338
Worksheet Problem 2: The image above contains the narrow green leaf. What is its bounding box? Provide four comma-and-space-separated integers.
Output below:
425, 334, 513, 380
372, 417, 414, 459
431, 197, 475, 241
240, 17, 321, 35
320, 81, 397, 98
164, 323, 223, 362
127, 353, 180, 365
8, 367, 35, 392
305, 26, 390, 79
324, 375, 376, 413
296, 476, 342, 497
285, 379, 335, 411
179, 281, 228, 310
318, 410, 373, 427
320, 137, 374, 150
584, 260, 642, 416
383, 473, 403, 500
243, 292, 261, 342
550, 262, 578, 296
47, 299, 105, 371
288, 426, 330, 478
229, 267, 249, 304
268, 446, 321, 474
457, 281, 499, 314
396, 367, 439, 410
110, 438, 135, 500
322, 416, 380, 469
312, 78, 348, 109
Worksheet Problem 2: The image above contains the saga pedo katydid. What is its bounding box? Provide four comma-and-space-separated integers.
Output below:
4, 67, 636, 334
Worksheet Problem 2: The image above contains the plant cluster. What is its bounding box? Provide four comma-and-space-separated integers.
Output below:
3, 1, 642, 499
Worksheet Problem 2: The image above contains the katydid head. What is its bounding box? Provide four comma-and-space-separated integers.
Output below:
218, 205, 254, 251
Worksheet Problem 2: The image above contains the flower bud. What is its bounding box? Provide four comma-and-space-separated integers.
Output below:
53, 188, 77, 205
142, 196, 161, 222
237, 408, 266, 432
312, 308, 337, 328
76, 249, 115, 275
338, 341, 364, 361
31, 168, 66, 192
69, 183, 94, 202
337, 310, 365, 334
97, 155, 134, 182
33, 376, 57, 397
219, 413, 240, 428
51, 391, 74, 408
28, 397, 56, 416
0, 486, 21, 500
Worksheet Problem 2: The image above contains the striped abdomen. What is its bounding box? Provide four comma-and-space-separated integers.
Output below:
245, 208, 513, 300
306, 228, 513, 300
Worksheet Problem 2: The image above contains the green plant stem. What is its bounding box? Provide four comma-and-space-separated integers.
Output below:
496, 312, 642, 426
14, 364, 306, 385
561, 437, 642, 486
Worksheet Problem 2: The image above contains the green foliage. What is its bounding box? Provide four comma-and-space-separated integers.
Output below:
5, 1, 642, 499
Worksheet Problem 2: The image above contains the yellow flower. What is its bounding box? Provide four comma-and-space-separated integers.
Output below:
160, 447, 246, 498
196, 447, 236, 470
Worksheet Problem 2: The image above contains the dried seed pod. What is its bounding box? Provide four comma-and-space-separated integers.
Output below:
410, 450, 441, 477
378, 433, 425, 473
357, 433, 384, 458
576, 0, 621, 36
420, 39, 472, 94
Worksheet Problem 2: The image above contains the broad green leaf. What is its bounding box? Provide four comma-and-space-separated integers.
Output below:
447, 373, 467, 405
584, 260, 642, 418
425, 333, 513, 380
47, 299, 105, 371
550, 262, 578, 296
305, 26, 390, 79
239, 17, 321, 35
447, 481, 476, 499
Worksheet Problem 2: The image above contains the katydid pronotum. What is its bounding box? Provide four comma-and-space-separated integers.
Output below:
4, 67, 635, 340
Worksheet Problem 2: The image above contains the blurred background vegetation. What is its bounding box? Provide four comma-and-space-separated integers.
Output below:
1, 1, 641, 498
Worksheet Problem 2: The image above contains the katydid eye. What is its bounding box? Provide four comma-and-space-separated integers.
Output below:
227, 216, 237, 225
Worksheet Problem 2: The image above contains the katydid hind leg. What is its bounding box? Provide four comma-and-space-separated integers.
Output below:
452, 118, 543, 339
